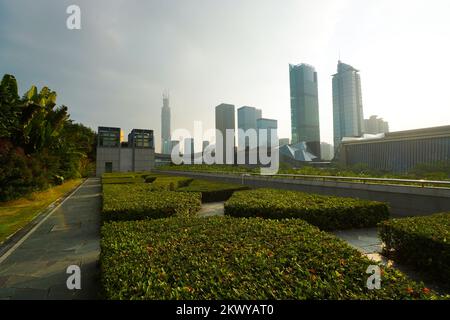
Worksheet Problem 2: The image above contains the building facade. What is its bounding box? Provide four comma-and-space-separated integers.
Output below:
215, 103, 236, 163
332, 61, 365, 152
237, 106, 262, 149
161, 94, 171, 154
257, 118, 278, 149
338, 125, 450, 173
364, 115, 389, 134
289, 63, 321, 158
96, 126, 155, 176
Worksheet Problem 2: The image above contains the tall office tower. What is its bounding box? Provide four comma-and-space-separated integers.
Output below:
161, 94, 171, 154
289, 63, 321, 158
237, 106, 262, 149
332, 60, 365, 151
364, 115, 389, 134
257, 118, 278, 149
215, 103, 236, 163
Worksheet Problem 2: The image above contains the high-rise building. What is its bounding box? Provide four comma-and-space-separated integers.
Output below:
332, 61, 365, 151
257, 118, 278, 149
364, 115, 389, 134
237, 106, 262, 148
161, 94, 171, 154
289, 63, 321, 158
215, 103, 235, 163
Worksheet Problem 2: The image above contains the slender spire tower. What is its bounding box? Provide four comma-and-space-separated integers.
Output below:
161, 92, 171, 154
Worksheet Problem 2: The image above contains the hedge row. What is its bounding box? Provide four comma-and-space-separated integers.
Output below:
224, 188, 389, 230
150, 176, 194, 191
178, 179, 249, 202
100, 216, 437, 299
379, 212, 450, 285
102, 184, 201, 221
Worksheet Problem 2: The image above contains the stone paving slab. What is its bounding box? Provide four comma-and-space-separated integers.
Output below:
0, 178, 101, 300
198, 202, 225, 217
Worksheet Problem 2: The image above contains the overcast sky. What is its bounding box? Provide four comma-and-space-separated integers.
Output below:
1, 0, 450, 151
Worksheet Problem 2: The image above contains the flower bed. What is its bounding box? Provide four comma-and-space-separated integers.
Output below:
224, 188, 389, 230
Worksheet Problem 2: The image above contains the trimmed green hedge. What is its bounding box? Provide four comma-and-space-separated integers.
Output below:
102, 177, 146, 184
178, 179, 249, 202
224, 188, 389, 230
100, 217, 437, 299
379, 212, 450, 284
102, 184, 201, 221
150, 176, 194, 191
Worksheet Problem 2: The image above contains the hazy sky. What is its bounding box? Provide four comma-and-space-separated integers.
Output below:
1, 0, 450, 152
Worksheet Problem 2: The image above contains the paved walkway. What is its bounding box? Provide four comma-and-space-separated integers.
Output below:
0, 178, 101, 300
198, 202, 225, 217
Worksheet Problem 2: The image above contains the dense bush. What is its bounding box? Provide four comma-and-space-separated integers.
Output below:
100, 216, 438, 300
224, 188, 389, 230
379, 212, 450, 284
0, 74, 96, 201
102, 184, 201, 221
178, 179, 249, 202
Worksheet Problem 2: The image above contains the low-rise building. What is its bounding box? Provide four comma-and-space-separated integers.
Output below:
337, 125, 450, 173
96, 126, 155, 176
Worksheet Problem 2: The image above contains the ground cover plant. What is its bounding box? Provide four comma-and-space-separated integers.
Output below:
177, 179, 249, 202
102, 183, 201, 221
224, 188, 389, 230
379, 212, 450, 285
100, 216, 438, 300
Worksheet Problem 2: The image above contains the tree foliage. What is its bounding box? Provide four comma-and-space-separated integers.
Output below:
0, 74, 96, 201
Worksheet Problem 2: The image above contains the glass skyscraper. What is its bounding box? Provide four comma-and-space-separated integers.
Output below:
289, 63, 321, 158
332, 61, 365, 152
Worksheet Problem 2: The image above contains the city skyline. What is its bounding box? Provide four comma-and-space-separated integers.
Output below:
2, 0, 450, 152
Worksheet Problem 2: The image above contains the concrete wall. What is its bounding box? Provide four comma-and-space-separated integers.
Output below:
96, 147, 155, 176
120, 148, 133, 172
133, 148, 155, 172
155, 170, 450, 217
96, 147, 120, 176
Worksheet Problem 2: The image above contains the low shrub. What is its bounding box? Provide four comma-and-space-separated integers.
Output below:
102, 184, 201, 221
150, 176, 194, 191
224, 188, 389, 230
178, 179, 249, 202
102, 177, 145, 184
100, 217, 437, 300
379, 212, 450, 285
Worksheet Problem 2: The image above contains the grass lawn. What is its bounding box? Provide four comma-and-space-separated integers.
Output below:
0, 179, 83, 244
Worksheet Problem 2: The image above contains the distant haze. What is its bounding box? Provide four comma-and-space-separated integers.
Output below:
1, 0, 449, 152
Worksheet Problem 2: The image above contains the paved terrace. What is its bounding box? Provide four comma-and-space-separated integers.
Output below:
0, 178, 101, 300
